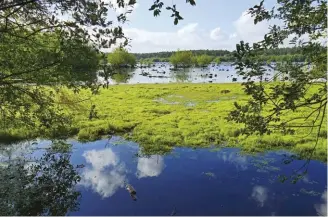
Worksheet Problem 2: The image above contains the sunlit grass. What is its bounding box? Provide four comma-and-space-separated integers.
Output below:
1, 83, 326, 161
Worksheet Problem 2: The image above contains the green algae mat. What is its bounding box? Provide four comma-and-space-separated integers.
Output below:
1, 83, 326, 161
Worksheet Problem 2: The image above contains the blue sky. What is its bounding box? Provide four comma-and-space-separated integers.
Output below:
108, 0, 277, 53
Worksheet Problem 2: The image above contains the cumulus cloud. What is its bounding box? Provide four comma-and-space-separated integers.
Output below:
251, 185, 269, 207
233, 11, 269, 44
123, 10, 273, 52
80, 148, 127, 198
124, 24, 209, 52
124, 25, 233, 52
136, 155, 165, 178
178, 23, 199, 36
210, 27, 227, 41
123, 9, 322, 52
229, 33, 237, 39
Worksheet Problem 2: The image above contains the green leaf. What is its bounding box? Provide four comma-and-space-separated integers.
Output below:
149, 4, 156, 11
174, 18, 178, 25
128, 0, 136, 5
154, 9, 161, 17
186, 0, 196, 6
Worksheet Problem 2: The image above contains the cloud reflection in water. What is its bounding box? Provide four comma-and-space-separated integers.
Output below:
136, 155, 165, 178
80, 148, 127, 198
251, 185, 268, 207
217, 151, 248, 171
315, 190, 327, 216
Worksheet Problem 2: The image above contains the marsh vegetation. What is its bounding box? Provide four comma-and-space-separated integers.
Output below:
0, 0, 326, 215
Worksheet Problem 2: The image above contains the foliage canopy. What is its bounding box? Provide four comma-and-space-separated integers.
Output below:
169, 50, 193, 68
108, 48, 136, 67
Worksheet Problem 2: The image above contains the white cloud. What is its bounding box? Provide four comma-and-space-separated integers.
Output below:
315, 190, 327, 216
124, 24, 236, 52
233, 11, 269, 44
123, 10, 273, 52
251, 185, 268, 207
210, 27, 226, 41
136, 155, 165, 178
229, 33, 237, 39
80, 148, 127, 198
124, 9, 323, 52
178, 23, 198, 36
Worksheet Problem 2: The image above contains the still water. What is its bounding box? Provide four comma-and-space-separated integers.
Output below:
100, 62, 279, 84
1, 137, 326, 216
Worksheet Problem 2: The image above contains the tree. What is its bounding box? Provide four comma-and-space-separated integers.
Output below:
213, 57, 221, 64
111, 70, 132, 83
0, 0, 139, 138
169, 50, 193, 68
107, 48, 136, 68
196, 54, 213, 67
226, 0, 326, 180
228, 0, 326, 135
191, 56, 199, 66
0, 31, 100, 139
0, 0, 147, 137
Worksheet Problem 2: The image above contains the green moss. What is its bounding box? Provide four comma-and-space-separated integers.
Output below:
300, 188, 321, 196
202, 172, 216, 178
1, 83, 326, 161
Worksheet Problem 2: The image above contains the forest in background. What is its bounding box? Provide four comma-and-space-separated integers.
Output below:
131, 47, 306, 62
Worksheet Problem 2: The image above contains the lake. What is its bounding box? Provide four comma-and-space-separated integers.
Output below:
1, 137, 326, 216
100, 62, 280, 84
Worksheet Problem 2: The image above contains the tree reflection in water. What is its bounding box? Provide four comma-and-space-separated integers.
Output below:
110, 69, 132, 84
0, 151, 81, 216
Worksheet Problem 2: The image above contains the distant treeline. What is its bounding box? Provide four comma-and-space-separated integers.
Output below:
133, 47, 306, 63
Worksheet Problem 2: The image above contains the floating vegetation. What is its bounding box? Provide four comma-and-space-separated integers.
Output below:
251, 158, 280, 173
210, 147, 221, 152
300, 188, 321, 196
1, 83, 326, 160
202, 172, 216, 179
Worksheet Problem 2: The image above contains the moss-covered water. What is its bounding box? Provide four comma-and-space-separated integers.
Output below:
1, 63, 326, 161
1, 81, 326, 161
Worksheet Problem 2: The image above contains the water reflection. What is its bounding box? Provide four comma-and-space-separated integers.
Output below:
97, 62, 280, 84
0, 151, 80, 216
172, 69, 191, 82
110, 69, 132, 83
315, 190, 327, 216
0, 139, 326, 216
136, 155, 165, 178
80, 148, 126, 198
217, 150, 248, 171
251, 185, 269, 207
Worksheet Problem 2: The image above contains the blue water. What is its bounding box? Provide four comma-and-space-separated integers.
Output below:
0, 137, 326, 216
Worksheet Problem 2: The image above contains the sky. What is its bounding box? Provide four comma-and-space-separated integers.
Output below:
107, 0, 277, 53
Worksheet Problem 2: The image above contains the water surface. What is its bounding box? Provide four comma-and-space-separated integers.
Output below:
100, 62, 279, 84
0, 138, 326, 216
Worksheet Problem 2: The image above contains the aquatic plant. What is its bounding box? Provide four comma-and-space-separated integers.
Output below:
0, 83, 326, 161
